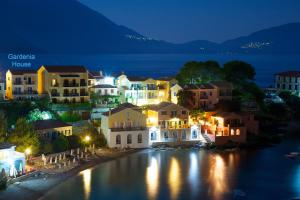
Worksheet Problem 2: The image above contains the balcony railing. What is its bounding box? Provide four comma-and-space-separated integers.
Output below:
13, 82, 23, 85
63, 83, 79, 87
13, 91, 38, 95
51, 93, 60, 97
110, 127, 147, 132
80, 83, 87, 87
51, 84, 59, 87
25, 81, 35, 85
63, 93, 79, 97
160, 125, 190, 129
80, 92, 89, 96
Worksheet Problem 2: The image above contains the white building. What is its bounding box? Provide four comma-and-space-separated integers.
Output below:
0, 143, 26, 177
275, 71, 300, 97
100, 103, 149, 149
91, 84, 118, 96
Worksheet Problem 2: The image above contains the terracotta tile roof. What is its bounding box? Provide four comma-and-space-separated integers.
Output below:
43, 65, 87, 73
275, 71, 300, 77
33, 120, 71, 130
9, 69, 36, 75
102, 103, 139, 116
147, 102, 188, 111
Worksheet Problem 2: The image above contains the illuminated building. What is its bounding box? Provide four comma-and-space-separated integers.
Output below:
37, 65, 89, 103
202, 112, 258, 145
116, 73, 175, 106
5, 69, 38, 100
275, 71, 300, 97
0, 143, 26, 177
33, 120, 73, 141
100, 103, 149, 148
170, 81, 233, 110
144, 102, 203, 144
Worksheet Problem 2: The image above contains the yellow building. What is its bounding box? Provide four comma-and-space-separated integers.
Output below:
100, 103, 149, 148
116, 74, 176, 106
37, 65, 89, 103
6, 69, 38, 100
144, 102, 203, 144
33, 120, 72, 141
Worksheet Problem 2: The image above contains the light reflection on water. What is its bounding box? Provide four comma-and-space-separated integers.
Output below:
146, 156, 160, 200
42, 141, 300, 200
168, 157, 181, 200
189, 153, 199, 198
80, 169, 92, 200
208, 155, 228, 200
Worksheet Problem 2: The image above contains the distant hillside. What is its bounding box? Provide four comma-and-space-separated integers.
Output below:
0, 0, 299, 54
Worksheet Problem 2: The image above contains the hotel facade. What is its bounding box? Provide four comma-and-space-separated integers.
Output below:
144, 102, 203, 145
116, 73, 176, 106
6, 69, 38, 100
37, 65, 90, 103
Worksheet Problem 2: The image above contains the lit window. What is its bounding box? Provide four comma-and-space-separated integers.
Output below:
236, 129, 240, 135
231, 129, 235, 136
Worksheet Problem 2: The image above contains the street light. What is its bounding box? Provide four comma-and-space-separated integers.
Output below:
25, 148, 31, 162
84, 135, 91, 143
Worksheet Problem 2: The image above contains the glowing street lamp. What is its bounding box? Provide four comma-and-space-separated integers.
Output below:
25, 148, 31, 161
84, 135, 91, 143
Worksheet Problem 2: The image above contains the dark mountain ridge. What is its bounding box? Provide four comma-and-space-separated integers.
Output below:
0, 0, 299, 54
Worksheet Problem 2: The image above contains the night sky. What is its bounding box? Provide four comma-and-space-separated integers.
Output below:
79, 0, 300, 43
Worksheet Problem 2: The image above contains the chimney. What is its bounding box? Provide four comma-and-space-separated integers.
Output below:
99, 70, 103, 77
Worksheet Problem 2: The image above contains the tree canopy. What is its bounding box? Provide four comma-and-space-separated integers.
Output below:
7, 118, 40, 155
176, 60, 222, 84
223, 61, 256, 83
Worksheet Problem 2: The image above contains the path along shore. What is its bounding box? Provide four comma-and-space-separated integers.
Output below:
0, 148, 141, 200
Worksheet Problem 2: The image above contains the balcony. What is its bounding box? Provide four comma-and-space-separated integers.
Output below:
25, 81, 35, 85
161, 124, 190, 129
13, 91, 38, 95
80, 92, 89, 96
13, 81, 23, 85
110, 127, 147, 132
51, 84, 59, 87
63, 83, 79, 87
63, 93, 79, 97
51, 93, 60, 97
80, 82, 87, 87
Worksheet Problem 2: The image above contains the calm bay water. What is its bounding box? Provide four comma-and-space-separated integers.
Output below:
42, 139, 300, 200
0, 54, 300, 87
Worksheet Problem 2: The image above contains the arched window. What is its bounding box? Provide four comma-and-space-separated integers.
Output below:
138, 134, 142, 143
173, 132, 177, 138
116, 135, 121, 144
236, 129, 240, 136
192, 130, 197, 139
151, 132, 156, 141
127, 134, 132, 144
231, 129, 235, 136
164, 132, 168, 139
182, 131, 186, 140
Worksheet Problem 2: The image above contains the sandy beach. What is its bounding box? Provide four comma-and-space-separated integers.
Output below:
0, 149, 140, 200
